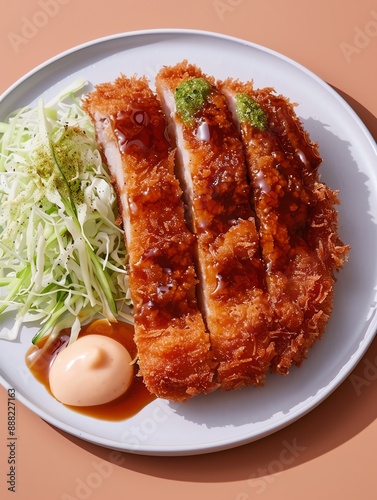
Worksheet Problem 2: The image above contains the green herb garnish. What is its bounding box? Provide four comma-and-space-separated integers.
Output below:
235, 93, 268, 130
174, 78, 211, 123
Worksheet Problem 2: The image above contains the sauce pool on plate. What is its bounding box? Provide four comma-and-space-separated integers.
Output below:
25, 319, 155, 421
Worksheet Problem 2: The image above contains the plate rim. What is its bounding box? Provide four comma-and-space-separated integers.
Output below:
1, 28, 375, 151
1, 28, 376, 456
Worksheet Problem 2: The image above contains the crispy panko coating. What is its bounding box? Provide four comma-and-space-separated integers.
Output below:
83, 75, 217, 401
220, 79, 349, 373
156, 61, 276, 390
82, 63, 349, 402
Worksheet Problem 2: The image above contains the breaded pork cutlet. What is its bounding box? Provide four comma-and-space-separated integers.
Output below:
156, 61, 276, 390
220, 79, 350, 373
83, 75, 217, 401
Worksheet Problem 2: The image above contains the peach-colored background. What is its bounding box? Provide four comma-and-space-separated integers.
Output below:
0, 0, 376, 499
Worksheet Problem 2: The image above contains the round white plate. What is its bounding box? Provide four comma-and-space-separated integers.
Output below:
0, 29, 376, 456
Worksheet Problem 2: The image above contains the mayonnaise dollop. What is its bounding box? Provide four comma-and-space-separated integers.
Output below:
49, 334, 133, 406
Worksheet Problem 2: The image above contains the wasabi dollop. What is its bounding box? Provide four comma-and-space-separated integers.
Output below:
235, 94, 268, 131
174, 78, 211, 123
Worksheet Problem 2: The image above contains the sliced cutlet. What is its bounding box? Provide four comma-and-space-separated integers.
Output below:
219, 79, 349, 373
83, 75, 217, 401
156, 61, 276, 390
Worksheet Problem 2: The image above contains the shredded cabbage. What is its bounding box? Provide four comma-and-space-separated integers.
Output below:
0, 79, 132, 344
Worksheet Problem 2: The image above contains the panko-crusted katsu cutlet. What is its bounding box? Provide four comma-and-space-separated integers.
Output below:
219, 79, 349, 373
156, 61, 276, 390
82, 62, 349, 402
83, 75, 217, 402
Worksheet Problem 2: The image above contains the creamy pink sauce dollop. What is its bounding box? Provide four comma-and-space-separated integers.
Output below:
49, 334, 133, 406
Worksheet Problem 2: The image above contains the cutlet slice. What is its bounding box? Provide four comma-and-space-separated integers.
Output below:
220, 79, 349, 373
83, 75, 217, 402
156, 61, 275, 390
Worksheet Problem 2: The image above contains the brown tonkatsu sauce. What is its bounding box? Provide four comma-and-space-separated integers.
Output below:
25, 320, 155, 421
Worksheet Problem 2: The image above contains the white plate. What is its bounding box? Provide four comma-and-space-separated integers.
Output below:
0, 29, 376, 456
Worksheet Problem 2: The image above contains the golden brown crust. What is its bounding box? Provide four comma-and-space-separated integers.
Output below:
83, 75, 217, 401
219, 78, 350, 373
81, 66, 349, 401
156, 61, 276, 390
